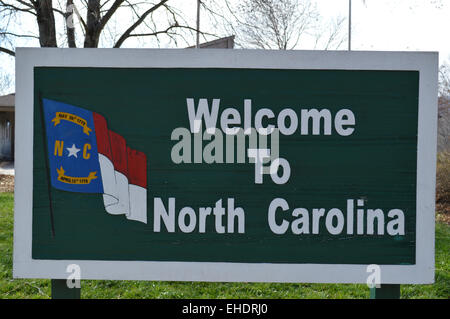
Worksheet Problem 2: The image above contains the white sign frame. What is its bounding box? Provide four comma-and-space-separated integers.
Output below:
14, 48, 437, 284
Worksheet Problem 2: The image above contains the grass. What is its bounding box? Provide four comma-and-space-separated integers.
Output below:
0, 192, 449, 299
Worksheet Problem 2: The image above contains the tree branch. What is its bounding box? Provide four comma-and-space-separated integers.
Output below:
49, 2, 86, 31
51, 7, 65, 16
0, 31, 39, 39
73, 4, 87, 31
113, 0, 169, 48
16, 0, 33, 8
98, 0, 125, 31
129, 25, 216, 39
0, 0, 37, 15
0, 46, 15, 56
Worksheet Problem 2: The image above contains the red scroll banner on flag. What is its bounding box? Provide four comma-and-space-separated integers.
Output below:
93, 113, 147, 224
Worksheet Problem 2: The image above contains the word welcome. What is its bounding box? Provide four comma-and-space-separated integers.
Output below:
186, 98, 356, 136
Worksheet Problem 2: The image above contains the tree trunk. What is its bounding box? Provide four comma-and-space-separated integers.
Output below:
84, 0, 101, 48
66, 0, 76, 48
33, 0, 57, 47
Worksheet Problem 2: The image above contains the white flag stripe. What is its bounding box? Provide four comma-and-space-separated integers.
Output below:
98, 151, 147, 223
98, 154, 119, 208
128, 185, 147, 224
104, 171, 130, 215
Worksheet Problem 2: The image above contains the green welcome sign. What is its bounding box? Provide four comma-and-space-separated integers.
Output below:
14, 49, 437, 284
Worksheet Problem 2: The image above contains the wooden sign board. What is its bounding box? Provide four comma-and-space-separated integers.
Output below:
13, 49, 437, 284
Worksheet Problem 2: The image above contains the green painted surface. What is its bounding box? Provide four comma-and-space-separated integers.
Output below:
51, 279, 80, 299
370, 284, 401, 299
32, 67, 418, 264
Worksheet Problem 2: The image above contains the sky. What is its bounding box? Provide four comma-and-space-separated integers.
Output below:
1, 0, 449, 94
341, 0, 450, 62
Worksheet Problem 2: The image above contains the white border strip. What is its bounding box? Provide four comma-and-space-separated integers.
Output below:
14, 49, 437, 284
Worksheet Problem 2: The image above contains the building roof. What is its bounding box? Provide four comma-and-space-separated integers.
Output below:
187, 35, 235, 49
0, 93, 14, 111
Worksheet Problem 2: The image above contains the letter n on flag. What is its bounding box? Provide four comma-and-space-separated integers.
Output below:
42, 98, 148, 224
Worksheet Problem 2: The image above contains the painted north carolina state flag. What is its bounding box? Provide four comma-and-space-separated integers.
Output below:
42, 98, 148, 224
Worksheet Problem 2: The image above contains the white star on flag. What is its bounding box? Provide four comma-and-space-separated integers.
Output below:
67, 144, 81, 158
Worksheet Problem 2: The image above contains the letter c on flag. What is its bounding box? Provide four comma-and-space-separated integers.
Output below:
83, 143, 91, 159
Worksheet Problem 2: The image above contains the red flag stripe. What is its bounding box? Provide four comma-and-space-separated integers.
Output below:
109, 130, 128, 175
127, 147, 147, 188
93, 112, 112, 160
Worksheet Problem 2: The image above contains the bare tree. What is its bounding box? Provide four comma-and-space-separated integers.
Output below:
312, 15, 346, 50
0, 69, 12, 95
438, 63, 450, 152
237, 0, 319, 50
0, 0, 216, 55
439, 63, 450, 98
204, 0, 345, 50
